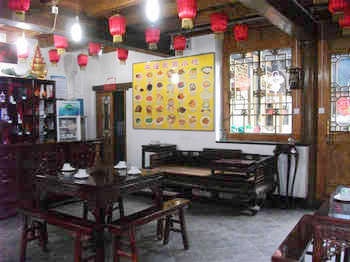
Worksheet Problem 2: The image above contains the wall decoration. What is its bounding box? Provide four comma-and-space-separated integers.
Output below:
133, 53, 214, 131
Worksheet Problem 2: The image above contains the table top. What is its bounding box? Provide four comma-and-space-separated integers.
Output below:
142, 144, 177, 150
35, 166, 162, 189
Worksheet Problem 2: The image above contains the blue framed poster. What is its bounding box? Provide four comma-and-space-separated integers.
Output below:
57, 100, 80, 116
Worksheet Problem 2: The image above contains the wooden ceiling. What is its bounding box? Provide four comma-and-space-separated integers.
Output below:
0, 0, 338, 56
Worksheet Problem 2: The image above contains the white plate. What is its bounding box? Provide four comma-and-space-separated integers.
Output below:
61, 167, 76, 172
128, 169, 141, 175
74, 173, 89, 179
334, 193, 350, 202
114, 164, 127, 169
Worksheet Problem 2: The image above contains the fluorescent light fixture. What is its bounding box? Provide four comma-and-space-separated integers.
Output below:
16, 32, 28, 56
71, 16, 82, 42
145, 0, 160, 23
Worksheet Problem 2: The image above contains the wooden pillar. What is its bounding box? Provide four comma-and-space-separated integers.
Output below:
300, 38, 318, 204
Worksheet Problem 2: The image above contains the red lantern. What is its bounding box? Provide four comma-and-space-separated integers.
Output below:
234, 24, 248, 42
173, 35, 186, 56
339, 7, 350, 34
117, 48, 128, 65
210, 12, 228, 38
48, 49, 60, 65
177, 0, 197, 30
88, 42, 101, 56
77, 54, 88, 70
8, 0, 30, 19
109, 14, 126, 43
54, 35, 68, 54
17, 50, 28, 61
145, 27, 160, 50
329, 0, 348, 14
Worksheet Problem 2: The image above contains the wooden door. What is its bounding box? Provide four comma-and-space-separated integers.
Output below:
96, 92, 114, 165
317, 38, 350, 199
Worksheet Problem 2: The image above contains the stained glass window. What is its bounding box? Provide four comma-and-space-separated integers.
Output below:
229, 48, 292, 134
330, 54, 350, 132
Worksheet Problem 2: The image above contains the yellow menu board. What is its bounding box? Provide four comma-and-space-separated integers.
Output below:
132, 53, 215, 131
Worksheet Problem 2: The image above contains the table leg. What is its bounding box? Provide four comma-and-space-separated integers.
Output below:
92, 207, 106, 262
142, 149, 145, 169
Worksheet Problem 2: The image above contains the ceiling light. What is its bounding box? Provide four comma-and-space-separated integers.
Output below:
71, 16, 82, 42
145, 0, 160, 23
16, 32, 28, 56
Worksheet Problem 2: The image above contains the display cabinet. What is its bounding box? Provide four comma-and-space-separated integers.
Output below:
0, 76, 56, 144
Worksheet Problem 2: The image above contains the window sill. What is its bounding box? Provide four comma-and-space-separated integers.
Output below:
216, 139, 310, 146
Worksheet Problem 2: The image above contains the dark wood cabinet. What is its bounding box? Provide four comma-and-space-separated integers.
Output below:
0, 76, 56, 144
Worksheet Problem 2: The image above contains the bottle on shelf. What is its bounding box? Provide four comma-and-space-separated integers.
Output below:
1, 107, 10, 123
17, 113, 23, 136
34, 87, 40, 97
0, 91, 6, 103
24, 123, 32, 135
8, 86, 16, 104
40, 84, 47, 99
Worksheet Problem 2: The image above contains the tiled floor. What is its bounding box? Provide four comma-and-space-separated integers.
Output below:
0, 196, 311, 262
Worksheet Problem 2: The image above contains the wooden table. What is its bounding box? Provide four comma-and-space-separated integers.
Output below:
35, 167, 163, 262
272, 190, 350, 261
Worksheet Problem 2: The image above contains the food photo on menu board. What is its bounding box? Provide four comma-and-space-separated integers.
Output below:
132, 53, 215, 131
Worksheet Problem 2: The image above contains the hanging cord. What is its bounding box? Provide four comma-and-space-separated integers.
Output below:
49, 5, 59, 33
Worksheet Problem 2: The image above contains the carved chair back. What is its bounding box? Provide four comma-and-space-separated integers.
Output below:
69, 142, 97, 169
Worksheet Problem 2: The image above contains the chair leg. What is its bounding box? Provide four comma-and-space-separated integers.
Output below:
74, 232, 82, 262
129, 226, 137, 262
20, 215, 29, 262
107, 205, 113, 224
113, 235, 121, 262
118, 198, 124, 218
163, 215, 171, 246
179, 208, 189, 250
83, 201, 89, 220
156, 218, 164, 240
37, 222, 48, 252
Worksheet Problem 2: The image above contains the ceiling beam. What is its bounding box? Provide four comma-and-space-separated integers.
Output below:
238, 0, 317, 40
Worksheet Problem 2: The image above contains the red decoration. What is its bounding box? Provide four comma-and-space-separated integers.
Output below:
8, 0, 30, 19
329, 0, 348, 14
77, 54, 88, 70
17, 51, 28, 61
145, 27, 160, 50
339, 7, 350, 28
173, 35, 186, 56
88, 42, 101, 56
336, 97, 350, 116
54, 35, 68, 54
234, 24, 248, 42
117, 48, 128, 65
109, 14, 126, 43
48, 49, 60, 65
210, 12, 228, 37
177, 0, 197, 29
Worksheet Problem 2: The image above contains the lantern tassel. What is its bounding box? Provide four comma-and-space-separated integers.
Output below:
79, 66, 86, 70
14, 11, 25, 21
181, 18, 194, 30
149, 43, 158, 50
214, 32, 224, 39
119, 60, 126, 65
175, 50, 184, 56
113, 35, 123, 43
57, 48, 65, 55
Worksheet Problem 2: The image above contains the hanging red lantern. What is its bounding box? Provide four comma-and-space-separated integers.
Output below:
109, 14, 126, 43
210, 12, 228, 38
54, 35, 68, 54
48, 49, 60, 65
77, 54, 88, 70
17, 50, 28, 61
173, 35, 186, 56
329, 0, 348, 14
177, 0, 197, 30
117, 48, 128, 65
234, 24, 248, 42
88, 42, 101, 56
8, 0, 30, 19
339, 7, 350, 34
145, 27, 160, 50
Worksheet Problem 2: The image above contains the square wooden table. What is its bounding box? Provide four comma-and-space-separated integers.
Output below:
35, 167, 163, 262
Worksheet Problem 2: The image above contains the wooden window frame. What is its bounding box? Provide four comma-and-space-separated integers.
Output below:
222, 27, 302, 143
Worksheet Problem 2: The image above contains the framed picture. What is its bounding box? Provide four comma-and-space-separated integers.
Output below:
132, 53, 215, 131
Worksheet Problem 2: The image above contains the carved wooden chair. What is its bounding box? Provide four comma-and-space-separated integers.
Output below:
313, 215, 350, 262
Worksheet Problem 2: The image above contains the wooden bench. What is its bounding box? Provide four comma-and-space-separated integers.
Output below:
108, 198, 190, 262
18, 207, 97, 262
150, 148, 275, 215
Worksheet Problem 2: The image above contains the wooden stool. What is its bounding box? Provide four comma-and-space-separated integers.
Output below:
83, 197, 124, 223
19, 208, 97, 262
108, 198, 190, 262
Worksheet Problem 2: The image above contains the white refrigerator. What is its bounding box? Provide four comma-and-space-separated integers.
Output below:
56, 100, 81, 141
